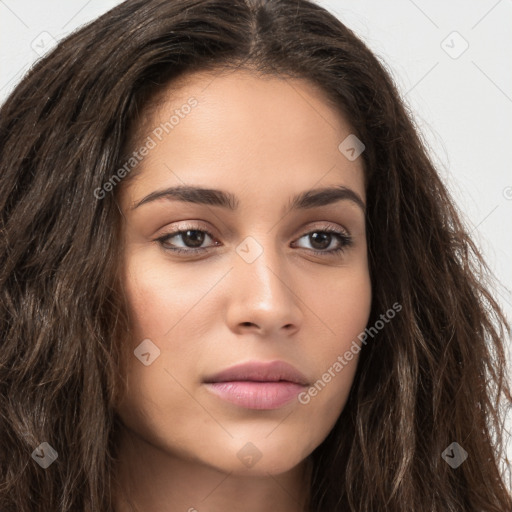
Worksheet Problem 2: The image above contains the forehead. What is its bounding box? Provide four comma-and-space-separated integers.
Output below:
118, 68, 365, 211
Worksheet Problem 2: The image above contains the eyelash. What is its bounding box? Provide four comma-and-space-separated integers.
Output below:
155, 222, 353, 257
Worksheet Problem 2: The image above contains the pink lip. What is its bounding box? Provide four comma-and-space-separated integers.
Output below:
203, 360, 309, 410
204, 381, 305, 409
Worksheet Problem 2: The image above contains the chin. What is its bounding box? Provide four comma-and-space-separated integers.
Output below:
195, 431, 315, 477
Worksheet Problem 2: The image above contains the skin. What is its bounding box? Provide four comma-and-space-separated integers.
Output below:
113, 68, 372, 512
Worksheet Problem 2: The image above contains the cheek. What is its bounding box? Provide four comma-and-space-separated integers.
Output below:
311, 264, 372, 357
121, 249, 204, 341
115, 255, 206, 447
297, 266, 371, 412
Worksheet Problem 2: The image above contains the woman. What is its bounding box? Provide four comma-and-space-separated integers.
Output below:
1, 0, 510, 511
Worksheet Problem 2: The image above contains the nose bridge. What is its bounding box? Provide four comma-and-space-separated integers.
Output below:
230, 228, 305, 328
223, 216, 304, 335
234, 232, 288, 300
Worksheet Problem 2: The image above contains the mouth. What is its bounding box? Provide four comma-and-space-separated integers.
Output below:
203, 360, 309, 410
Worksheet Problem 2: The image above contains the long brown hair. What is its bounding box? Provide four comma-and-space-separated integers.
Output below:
1, 0, 511, 510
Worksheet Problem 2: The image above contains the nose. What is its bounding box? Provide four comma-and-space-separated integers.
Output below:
224, 235, 303, 338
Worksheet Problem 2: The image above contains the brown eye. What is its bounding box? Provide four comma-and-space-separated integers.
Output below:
155, 224, 352, 257
293, 228, 353, 256
156, 226, 217, 254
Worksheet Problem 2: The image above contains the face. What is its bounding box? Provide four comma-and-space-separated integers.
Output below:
115, 68, 371, 477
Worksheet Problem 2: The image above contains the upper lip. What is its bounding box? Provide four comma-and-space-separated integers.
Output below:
203, 360, 309, 386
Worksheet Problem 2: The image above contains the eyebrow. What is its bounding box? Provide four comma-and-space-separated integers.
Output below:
131, 184, 365, 213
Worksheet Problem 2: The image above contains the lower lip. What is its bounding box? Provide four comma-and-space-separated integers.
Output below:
204, 381, 306, 410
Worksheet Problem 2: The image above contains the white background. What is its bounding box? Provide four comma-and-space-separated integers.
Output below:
1, 0, 511, 490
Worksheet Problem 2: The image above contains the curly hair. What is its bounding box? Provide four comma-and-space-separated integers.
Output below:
1, 0, 511, 510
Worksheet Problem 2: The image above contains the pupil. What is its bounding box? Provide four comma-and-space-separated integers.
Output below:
311, 232, 330, 250
184, 230, 205, 248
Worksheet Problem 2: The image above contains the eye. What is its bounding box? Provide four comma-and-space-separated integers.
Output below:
155, 224, 218, 255
155, 222, 353, 257
292, 227, 353, 256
